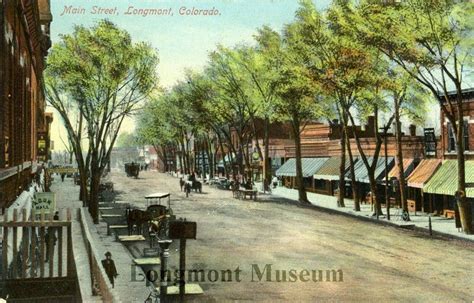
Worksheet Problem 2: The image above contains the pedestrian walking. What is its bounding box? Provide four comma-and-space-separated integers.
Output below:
101, 251, 118, 288
272, 176, 278, 189
61, 173, 65, 182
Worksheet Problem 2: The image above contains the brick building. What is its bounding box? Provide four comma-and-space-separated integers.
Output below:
438, 88, 474, 160
0, 0, 53, 207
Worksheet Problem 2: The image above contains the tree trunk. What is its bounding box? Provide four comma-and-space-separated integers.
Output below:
89, 165, 101, 224
217, 133, 228, 179
341, 109, 359, 211
205, 136, 213, 179
338, 124, 346, 207
292, 115, 309, 204
346, 131, 360, 211
162, 146, 169, 172
395, 98, 409, 220
263, 116, 271, 191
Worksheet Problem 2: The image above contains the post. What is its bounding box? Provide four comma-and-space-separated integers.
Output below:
12, 209, 18, 278
179, 238, 186, 300
428, 216, 432, 236
158, 239, 172, 301
2, 211, 9, 279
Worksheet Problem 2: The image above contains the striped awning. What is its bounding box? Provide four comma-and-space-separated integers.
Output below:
388, 158, 415, 179
314, 156, 355, 181
346, 157, 394, 183
276, 157, 329, 177
423, 160, 474, 197
406, 159, 441, 188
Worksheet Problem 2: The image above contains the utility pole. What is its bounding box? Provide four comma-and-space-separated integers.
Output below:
380, 128, 390, 220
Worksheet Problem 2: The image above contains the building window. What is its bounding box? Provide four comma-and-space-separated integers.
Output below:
447, 122, 469, 152
448, 123, 456, 152
464, 122, 469, 151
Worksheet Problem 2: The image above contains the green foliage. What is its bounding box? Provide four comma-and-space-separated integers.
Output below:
116, 132, 138, 148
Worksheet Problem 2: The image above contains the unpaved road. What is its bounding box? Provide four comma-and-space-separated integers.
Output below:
111, 170, 473, 302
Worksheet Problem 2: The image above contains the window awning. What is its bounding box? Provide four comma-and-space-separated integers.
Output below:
423, 160, 474, 197
406, 159, 441, 188
345, 157, 394, 183
388, 158, 415, 179
314, 156, 355, 181
276, 157, 329, 177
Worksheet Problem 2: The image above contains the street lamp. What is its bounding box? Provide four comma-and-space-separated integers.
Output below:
379, 128, 390, 221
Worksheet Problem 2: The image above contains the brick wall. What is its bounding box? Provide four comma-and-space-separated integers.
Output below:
0, 0, 52, 207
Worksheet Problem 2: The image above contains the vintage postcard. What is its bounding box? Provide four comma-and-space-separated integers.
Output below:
0, 0, 473, 302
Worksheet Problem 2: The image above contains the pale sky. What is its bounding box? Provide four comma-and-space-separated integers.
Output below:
47, 0, 332, 151
46, 0, 467, 152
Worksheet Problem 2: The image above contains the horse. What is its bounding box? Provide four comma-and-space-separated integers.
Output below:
126, 208, 152, 236
192, 180, 202, 193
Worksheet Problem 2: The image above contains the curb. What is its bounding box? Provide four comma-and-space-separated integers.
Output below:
277, 195, 474, 245
169, 174, 474, 245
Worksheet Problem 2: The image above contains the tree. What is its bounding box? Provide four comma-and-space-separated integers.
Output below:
45, 20, 158, 223
270, 23, 322, 204
352, 0, 473, 233
116, 132, 138, 148
292, 0, 376, 209
231, 32, 282, 190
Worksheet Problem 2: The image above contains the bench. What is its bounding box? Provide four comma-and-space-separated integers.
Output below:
160, 284, 204, 295
134, 257, 161, 265
239, 189, 258, 201
101, 214, 122, 218
107, 224, 128, 236
118, 235, 146, 242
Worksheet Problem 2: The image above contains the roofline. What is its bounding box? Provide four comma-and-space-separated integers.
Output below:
437, 88, 474, 99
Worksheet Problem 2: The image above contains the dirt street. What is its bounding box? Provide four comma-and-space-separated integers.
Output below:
110, 171, 473, 302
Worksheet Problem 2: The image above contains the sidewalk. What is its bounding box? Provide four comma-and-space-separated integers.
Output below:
256, 182, 474, 242
51, 177, 102, 303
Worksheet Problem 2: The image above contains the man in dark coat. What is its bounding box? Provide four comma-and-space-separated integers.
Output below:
101, 251, 118, 288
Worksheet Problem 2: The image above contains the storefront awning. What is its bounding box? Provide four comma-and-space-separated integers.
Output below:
423, 160, 474, 197
388, 158, 415, 179
276, 157, 329, 177
314, 156, 355, 181
406, 159, 441, 188
345, 157, 394, 183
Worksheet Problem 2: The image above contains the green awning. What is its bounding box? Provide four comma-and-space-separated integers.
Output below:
345, 157, 394, 183
276, 158, 329, 177
314, 156, 355, 181
423, 160, 474, 197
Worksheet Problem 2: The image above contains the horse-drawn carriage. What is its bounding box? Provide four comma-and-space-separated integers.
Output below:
126, 192, 174, 245
179, 178, 202, 197
125, 162, 140, 178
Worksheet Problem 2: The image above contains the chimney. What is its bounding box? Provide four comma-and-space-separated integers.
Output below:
367, 116, 375, 134
409, 124, 416, 136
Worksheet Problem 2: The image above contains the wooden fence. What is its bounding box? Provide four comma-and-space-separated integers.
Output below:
1, 208, 74, 280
